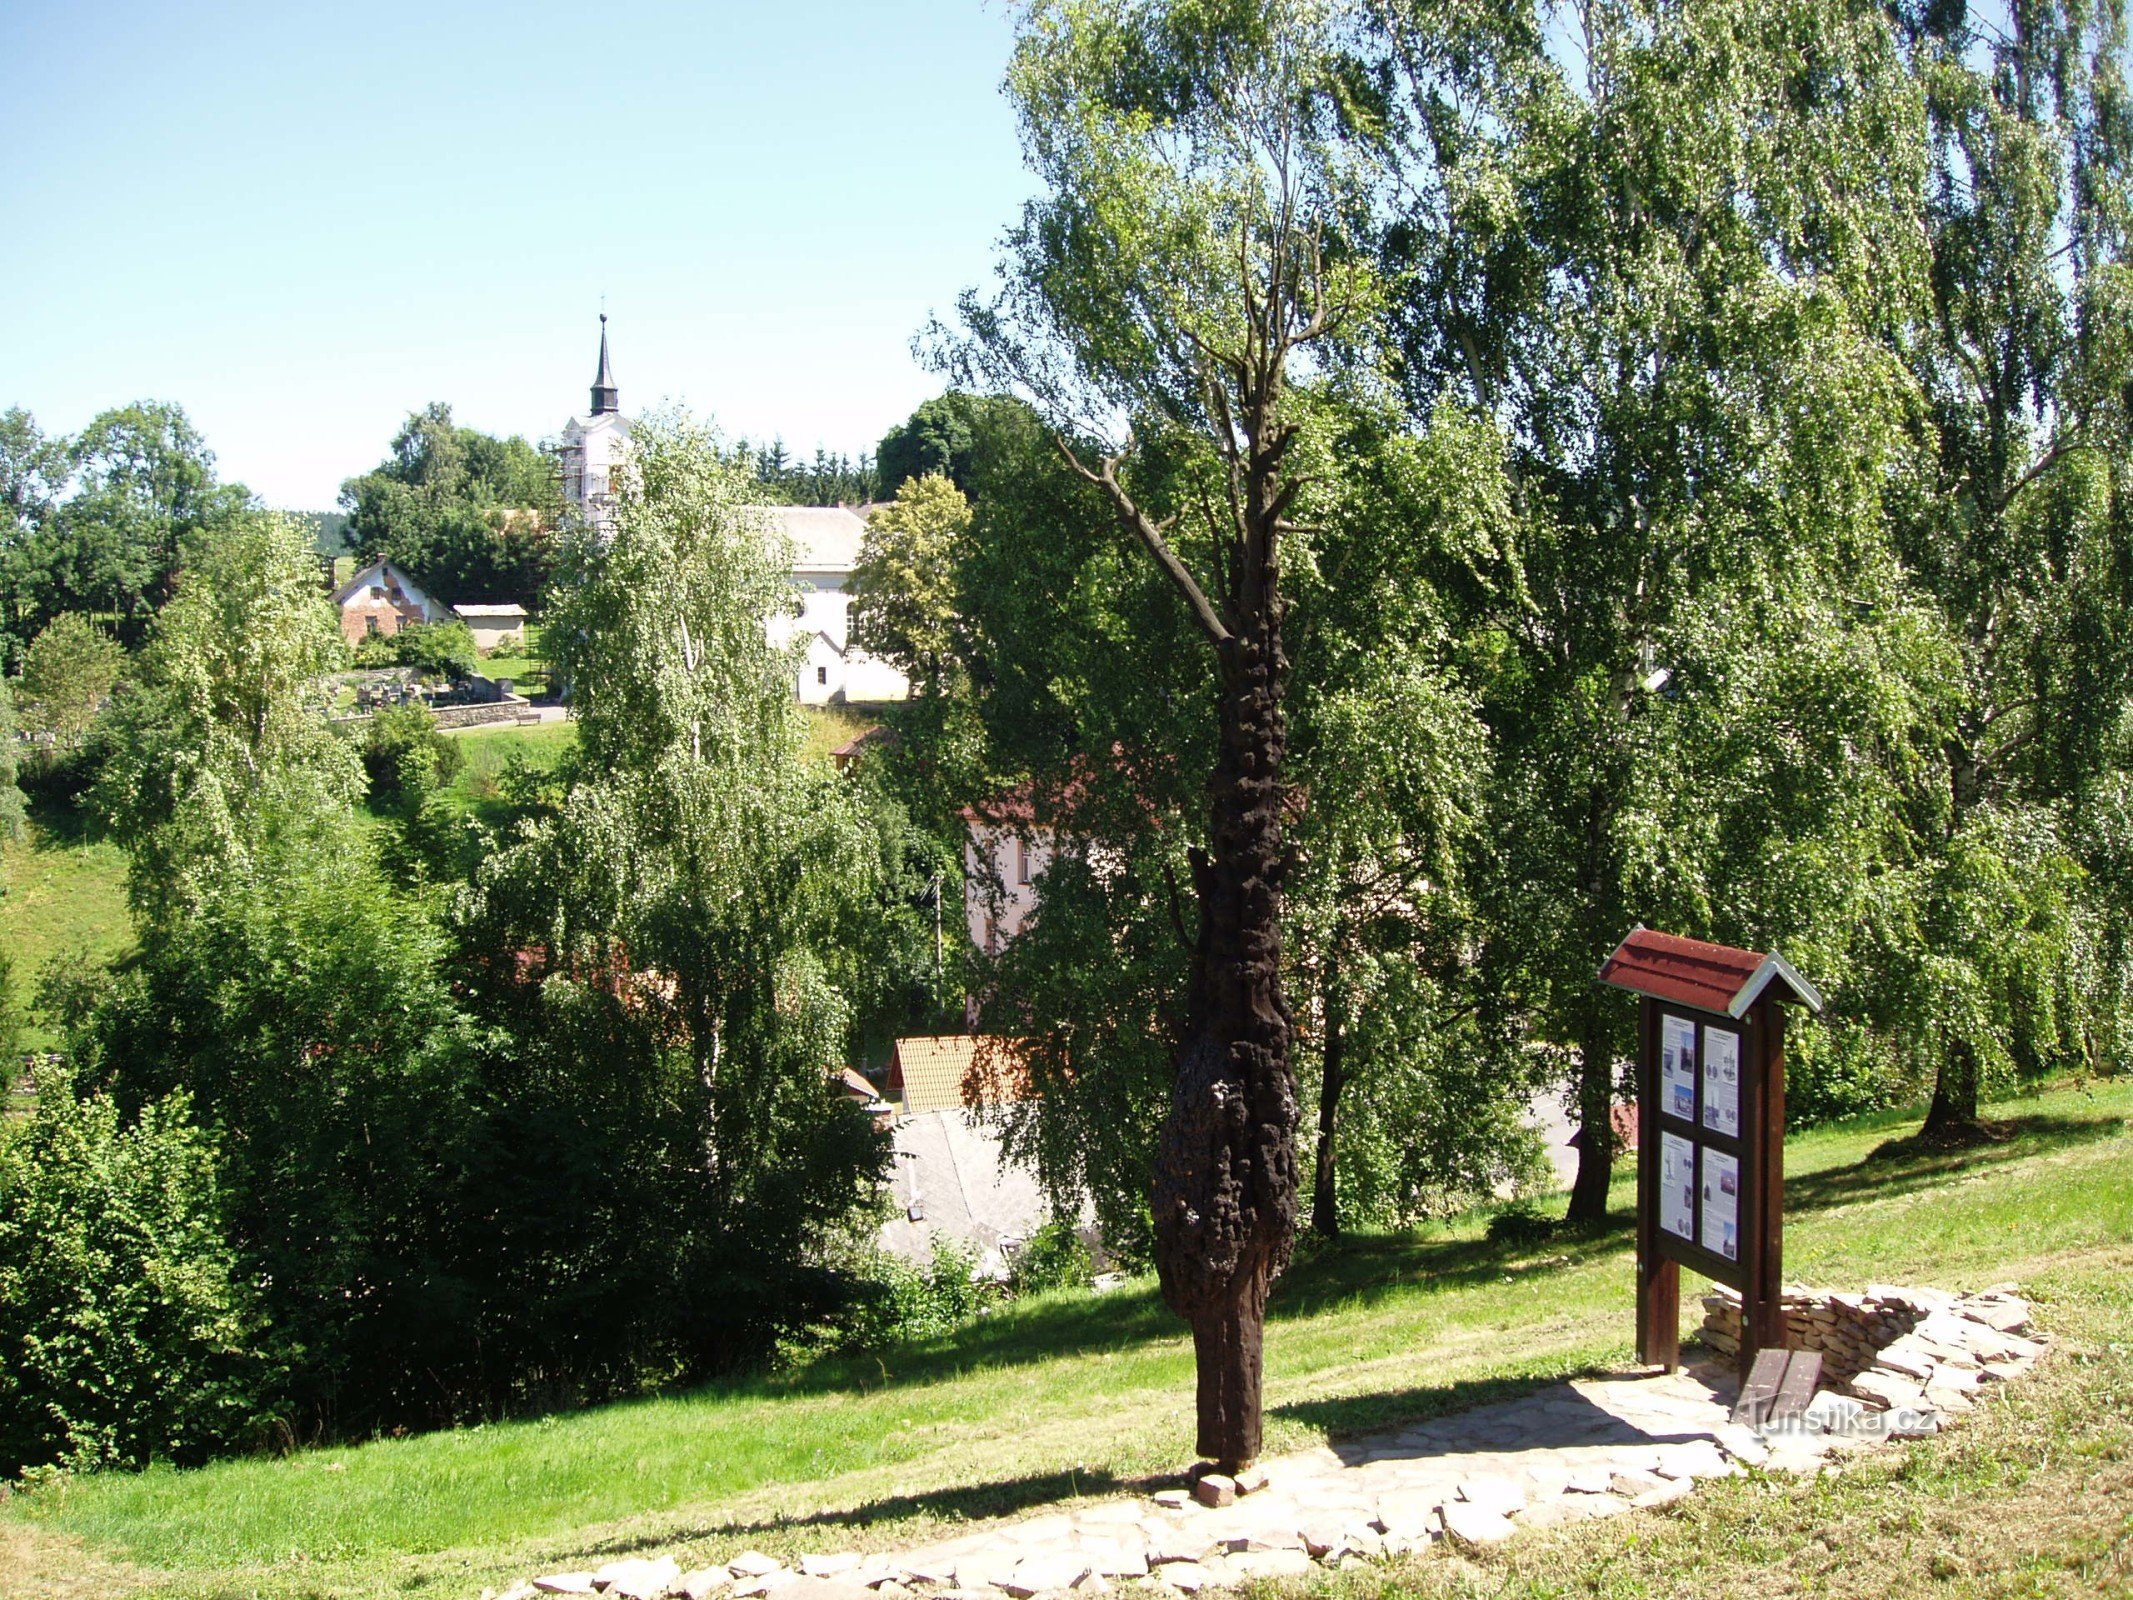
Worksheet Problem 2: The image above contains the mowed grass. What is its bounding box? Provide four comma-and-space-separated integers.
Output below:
0, 799, 131, 1050
431, 719, 579, 819
6, 1077, 2128, 1600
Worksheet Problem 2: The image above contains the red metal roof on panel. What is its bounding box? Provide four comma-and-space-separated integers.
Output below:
1598, 927, 1767, 1013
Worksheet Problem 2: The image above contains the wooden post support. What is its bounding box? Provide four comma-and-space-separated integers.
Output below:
1634, 996, 1680, 1368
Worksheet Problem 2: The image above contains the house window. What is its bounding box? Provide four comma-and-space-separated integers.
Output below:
817, 666, 828, 685
1017, 838, 1033, 885
364, 616, 380, 637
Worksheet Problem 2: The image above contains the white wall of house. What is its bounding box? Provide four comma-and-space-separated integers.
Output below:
964, 823, 1051, 955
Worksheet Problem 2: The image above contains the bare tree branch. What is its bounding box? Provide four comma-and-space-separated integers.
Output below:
1057, 435, 1235, 648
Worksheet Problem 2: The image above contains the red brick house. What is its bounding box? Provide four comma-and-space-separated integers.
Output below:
332, 560, 447, 647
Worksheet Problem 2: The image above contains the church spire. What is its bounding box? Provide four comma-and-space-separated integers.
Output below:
590, 313, 619, 416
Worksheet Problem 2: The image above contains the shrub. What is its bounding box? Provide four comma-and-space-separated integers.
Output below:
1009, 1218, 1094, 1295
0, 1079, 273, 1475
351, 623, 479, 680
392, 621, 480, 680
0, 949, 23, 1075
361, 705, 463, 801
836, 1239, 986, 1348
488, 632, 524, 657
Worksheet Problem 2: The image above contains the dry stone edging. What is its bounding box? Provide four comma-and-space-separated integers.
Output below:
496, 1286, 2042, 1600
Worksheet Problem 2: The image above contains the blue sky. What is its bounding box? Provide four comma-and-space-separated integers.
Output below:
0, 1, 1032, 508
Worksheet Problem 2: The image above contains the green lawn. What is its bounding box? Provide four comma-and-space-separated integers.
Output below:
0, 799, 132, 1051
6, 1076, 2126, 1600
432, 718, 579, 819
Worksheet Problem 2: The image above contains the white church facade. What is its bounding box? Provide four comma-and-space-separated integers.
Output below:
552, 317, 910, 706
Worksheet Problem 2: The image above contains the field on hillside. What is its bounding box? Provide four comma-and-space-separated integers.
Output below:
0, 801, 131, 1052
5, 1076, 2126, 1600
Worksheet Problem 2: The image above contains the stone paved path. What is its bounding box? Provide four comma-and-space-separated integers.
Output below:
511, 1287, 2042, 1600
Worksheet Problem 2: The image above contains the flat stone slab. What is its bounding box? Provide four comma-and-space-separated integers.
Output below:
1440, 1502, 1517, 1548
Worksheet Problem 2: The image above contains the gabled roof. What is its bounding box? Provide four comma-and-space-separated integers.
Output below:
1597, 926, 1823, 1018
887, 1035, 1033, 1115
754, 505, 868, 574
331, 559, 441, 617
452, 602, 528, 621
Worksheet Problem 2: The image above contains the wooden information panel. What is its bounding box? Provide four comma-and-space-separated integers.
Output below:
1599, 928, 1822, 1381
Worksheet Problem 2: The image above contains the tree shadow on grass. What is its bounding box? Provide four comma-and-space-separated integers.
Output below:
758, 1220, 1640, 1405
713, 1109, 2119, 1412
1271, 1365, 1620, 1448
1786, 1111, 2125, 1216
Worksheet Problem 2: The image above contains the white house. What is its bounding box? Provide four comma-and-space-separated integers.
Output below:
332, 560, 449, 647
758, 505, 911, 705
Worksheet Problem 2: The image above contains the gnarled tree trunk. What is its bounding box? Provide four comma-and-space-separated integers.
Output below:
1152, 623, 1299, 1474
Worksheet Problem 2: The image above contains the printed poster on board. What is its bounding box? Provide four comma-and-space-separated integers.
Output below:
1701, 1148, 1740, 1262
1659, 1132, 1695, 1241
1660, 1014, 1697, 1123
1701, 1028, 1741, 1139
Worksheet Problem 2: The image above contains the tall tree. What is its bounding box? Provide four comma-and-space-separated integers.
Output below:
951, 0, 1384, 1471
467, 412, 888, 1371
0, 408, 71, 663
1369, 0, 1937, 1219
341, 403, 562, 606
0, 674, 25, 855
6, 403, 246, 647
91, 511, 356, 928
81, 509, 484, 1432
875, 393, 1033, 500
18, 612, 125, 749
1889, 0, 2133, 1136
850, 472, 974, 697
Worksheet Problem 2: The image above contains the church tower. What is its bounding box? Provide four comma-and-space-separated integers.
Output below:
590, 313, 620, 416
557, 312, 629, 533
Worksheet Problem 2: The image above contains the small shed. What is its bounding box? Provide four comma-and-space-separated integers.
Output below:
451, 602, 530, 653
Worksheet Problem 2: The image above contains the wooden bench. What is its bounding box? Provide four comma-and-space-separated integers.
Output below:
1731, 1347, 1823, 1428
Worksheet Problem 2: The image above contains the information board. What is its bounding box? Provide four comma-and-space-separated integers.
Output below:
1661, 1015, 1698, 1123
1603, 927, 1818, 1380
1700, 1147, 1739, 1261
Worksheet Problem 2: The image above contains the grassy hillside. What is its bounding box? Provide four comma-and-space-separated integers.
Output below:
0, 801, 132, 1052
4, 1076, 2126, 1600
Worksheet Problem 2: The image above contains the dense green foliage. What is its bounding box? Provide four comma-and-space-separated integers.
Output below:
0, 673, 25, 852
340, 404, 562, 607
735, 439, 877, 506
17, 612, 125, 747
873, 394, 1034, 500
7, 0, 2132, 1489
359, 704, 464, 800
0, 1077, 268, 1474
0, 402, 250, 660
351, 617, 479, 678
